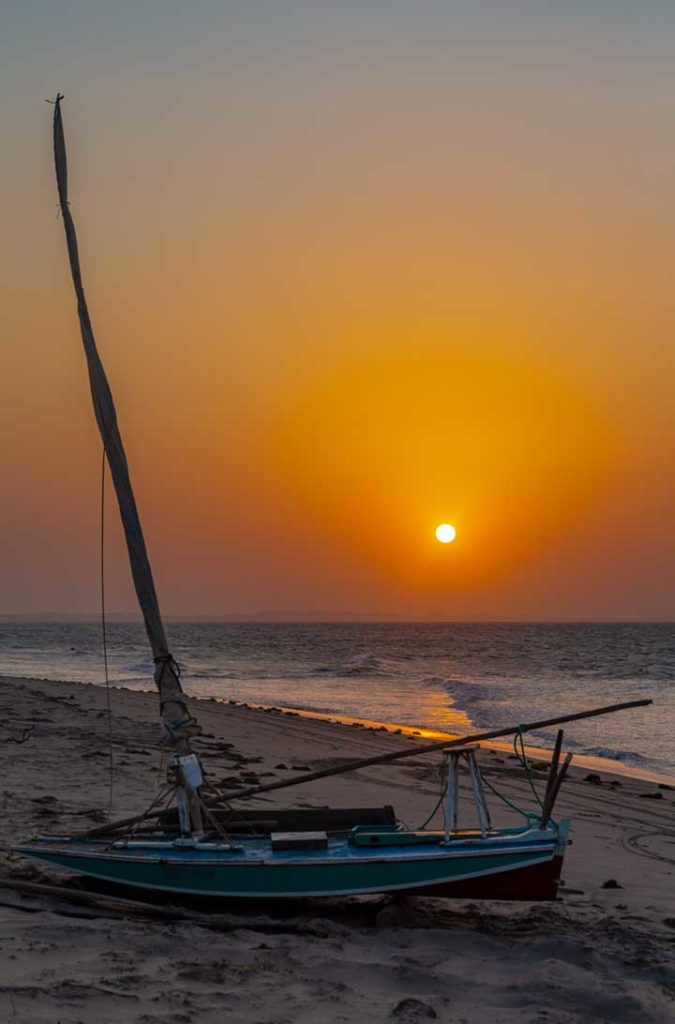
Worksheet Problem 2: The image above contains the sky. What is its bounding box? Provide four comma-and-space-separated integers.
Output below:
1, 1, 675, 620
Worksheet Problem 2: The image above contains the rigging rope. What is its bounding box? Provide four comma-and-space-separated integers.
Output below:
480, 771, 536, 822
106, 783, 177, 849
415, 738, 548, 832
100, 445, 114, 818
416, 756, 448, 830
513, 727, 546, 812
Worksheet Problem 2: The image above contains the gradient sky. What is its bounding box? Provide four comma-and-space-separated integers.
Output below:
2, 1, 675, 619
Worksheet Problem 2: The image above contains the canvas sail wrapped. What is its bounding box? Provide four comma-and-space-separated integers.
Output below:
52, 95, 197, 747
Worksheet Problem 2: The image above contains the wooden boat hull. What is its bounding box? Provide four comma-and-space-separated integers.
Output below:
15, 823, 568, 902
410, 853, 565, 901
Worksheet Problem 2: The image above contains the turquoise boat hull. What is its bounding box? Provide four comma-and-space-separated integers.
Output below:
15, 822, 569, 901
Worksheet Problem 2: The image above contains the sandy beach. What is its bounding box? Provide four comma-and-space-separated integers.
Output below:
1, 674, 673, 1023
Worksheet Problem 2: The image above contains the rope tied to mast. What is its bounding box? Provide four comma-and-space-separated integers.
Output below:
153, 654, 200, 743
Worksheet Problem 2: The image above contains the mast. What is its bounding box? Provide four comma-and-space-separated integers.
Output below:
52, 95, 198, 750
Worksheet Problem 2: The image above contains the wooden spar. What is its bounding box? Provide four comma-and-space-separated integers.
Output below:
79, 697, 652, 839
540, 730, 565, 828
206, 697, 652, 806
544, 729, 564, 805
540, 752, 573, 827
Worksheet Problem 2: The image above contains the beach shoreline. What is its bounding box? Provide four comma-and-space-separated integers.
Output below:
1, 673, 674, 1023
240, 700, 675, 789
4, 669, 673, 787
2, 620, 671, 780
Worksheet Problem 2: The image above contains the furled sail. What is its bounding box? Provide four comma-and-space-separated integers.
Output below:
52, 95, 197, 747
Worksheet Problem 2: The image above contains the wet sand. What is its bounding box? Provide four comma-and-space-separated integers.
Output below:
1, 674, 674, 1023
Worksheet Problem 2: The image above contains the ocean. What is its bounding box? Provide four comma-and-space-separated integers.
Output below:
0, 621, 673, 777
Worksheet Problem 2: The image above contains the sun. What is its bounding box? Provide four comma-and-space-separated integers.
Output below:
435, 523, 457, 544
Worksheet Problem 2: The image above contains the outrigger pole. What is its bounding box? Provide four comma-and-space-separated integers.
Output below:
207, 697, 652, 805
82, 698, 652, 838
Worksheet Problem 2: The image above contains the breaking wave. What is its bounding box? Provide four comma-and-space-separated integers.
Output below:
314, 653, 393, 677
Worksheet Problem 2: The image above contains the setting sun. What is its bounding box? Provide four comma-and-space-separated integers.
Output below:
435, 523, 457, 544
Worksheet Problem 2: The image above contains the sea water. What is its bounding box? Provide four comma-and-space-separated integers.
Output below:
0, 621, 673, 776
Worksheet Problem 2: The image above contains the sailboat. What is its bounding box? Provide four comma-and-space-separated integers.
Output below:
15, 97, 650, 903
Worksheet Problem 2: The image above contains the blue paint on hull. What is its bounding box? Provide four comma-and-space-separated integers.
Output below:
15, 824, 569, 900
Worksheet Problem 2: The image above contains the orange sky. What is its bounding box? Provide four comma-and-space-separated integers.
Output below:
2, 3, 675, 619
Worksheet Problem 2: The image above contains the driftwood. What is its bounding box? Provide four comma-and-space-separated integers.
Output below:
0, 875, 330, 936
80, 698, 652, 839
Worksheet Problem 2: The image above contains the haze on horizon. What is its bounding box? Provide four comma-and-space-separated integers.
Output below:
2, 2, 675, 622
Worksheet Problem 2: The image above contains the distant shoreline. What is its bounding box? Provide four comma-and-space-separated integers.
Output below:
3, 615, 675, 625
